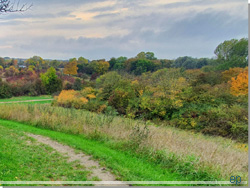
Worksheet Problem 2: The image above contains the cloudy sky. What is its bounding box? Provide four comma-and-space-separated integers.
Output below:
0, 0, 248, 60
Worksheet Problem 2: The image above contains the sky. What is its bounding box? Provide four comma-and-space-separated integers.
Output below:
0, 0, 248, 61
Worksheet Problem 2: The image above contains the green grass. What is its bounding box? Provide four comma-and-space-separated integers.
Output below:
0, 104, 247, 183
0, 123, 91, 185
0, 96, 52, 102
0, 119, 224, 186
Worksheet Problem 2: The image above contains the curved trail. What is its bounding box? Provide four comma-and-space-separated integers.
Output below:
27, 133, 117, 182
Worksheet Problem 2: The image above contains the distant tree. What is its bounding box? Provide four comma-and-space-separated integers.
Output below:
145, 52, 157, 60
64, 60, 78, 75
131, 59, 156, 75
77, 57, 90, 74
78, 57, 88, 64
160, 59, 172, 68
90, 60, 110, 75
9, 58, 17, 67
214, 38, 248, 70
50, 60, 61, 69
5, 65, 19, 76
26, 56, 45, 70
40, 67, 62, 94
136, 52, 146, 59
214, 39, 238, 61
0, 0, 32, 14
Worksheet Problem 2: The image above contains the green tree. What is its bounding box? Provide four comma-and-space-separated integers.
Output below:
145, 52, 157, 60
96, 71, 122, 100
78, 57, 88, 64
40, 67, 62, 94
136, 52, 146, 59
214, 38, 248, 70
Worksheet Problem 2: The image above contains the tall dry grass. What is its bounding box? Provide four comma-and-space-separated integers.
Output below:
0, 103, 248, 179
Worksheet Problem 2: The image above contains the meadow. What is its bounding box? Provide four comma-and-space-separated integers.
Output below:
0, 102, 248, 183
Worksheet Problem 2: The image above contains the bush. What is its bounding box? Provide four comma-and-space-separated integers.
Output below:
55, 90, 88, 109
198, 104, 248, 142
0, 81, 12, 99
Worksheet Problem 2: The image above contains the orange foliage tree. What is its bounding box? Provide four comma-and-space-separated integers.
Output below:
230, 68, 248, 96
63, 60, 78, 75
222, 67, 245, 82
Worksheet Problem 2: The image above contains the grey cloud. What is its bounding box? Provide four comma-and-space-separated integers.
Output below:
0, 0, 247, 60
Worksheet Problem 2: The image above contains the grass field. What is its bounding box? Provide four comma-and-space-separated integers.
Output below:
0, 96, 52, 102
0, 123, 91, 185
0, 119, 219, 186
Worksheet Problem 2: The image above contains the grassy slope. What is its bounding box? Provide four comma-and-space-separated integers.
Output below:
0, 103, 247, 182
0, 124, 91, 185
0, 119, 219, 186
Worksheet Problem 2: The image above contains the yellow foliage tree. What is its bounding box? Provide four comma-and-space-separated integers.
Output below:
63, 60, 78, 75
5, 66, 19, 76
56, 90, 88, 109
230, 68, 248, 96
222, 67, 245, 82
91, 61, 110, 74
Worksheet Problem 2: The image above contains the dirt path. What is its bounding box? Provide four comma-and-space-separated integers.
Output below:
0, 99, 53, 104
27, 133, 117, 182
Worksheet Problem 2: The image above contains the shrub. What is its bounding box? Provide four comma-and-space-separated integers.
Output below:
0, 81, 12, 99
198, 104, 248, 142
55, 90, 88, 109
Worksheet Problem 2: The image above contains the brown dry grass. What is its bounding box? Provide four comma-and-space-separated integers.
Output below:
0, 103, 248, 179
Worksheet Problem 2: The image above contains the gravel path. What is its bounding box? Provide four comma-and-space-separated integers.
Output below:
27, 133, 117, 182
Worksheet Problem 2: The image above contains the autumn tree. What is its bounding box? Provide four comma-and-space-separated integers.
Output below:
222, 67, 245, 82
0, 65, 3, 72
230, 68, 248, 96
26, 56, 45, 70
63, 59, 78, 75
5, 65, 19, 76
90, 60, 110, 75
